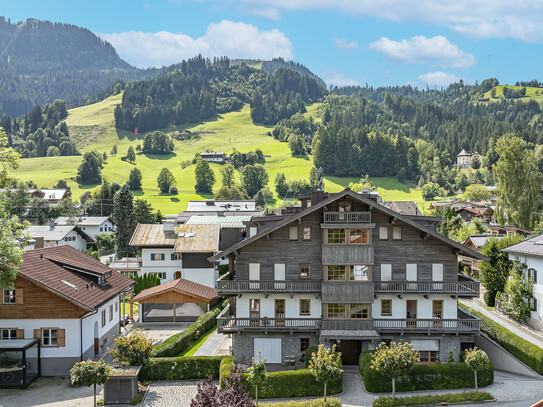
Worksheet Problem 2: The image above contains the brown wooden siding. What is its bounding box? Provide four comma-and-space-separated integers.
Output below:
183, 252, 215, 268
0, 276, 87, 319
235, 211, 324, 281
137, 290, 213, 304
321, 282, 374, 302
321, 245, 374, 265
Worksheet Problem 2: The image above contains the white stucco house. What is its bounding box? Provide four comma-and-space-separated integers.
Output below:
0, 246, 135, 376
502, 235, 543, 330
55, 216, 114, 241
26, 221, 93, 251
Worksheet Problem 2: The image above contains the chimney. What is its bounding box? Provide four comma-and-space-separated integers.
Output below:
49, 218, 55, 230
310, 190, 325, 206
163, 221, 174, 233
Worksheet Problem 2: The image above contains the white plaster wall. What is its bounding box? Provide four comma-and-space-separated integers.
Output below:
140, 248, 182, 282
236, 294, 322, 319
80, 221, 113, 240
183, 268, 219, 288
372, 295, 457, 319
0, 319, 81, 358
508, 254, 543, 322
55, 230, 87, 251
82, 296, 120, 352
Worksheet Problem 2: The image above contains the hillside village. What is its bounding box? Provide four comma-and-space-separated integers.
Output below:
4, 8, 543, 407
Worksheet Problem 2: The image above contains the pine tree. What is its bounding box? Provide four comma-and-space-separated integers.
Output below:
113, 184, 135, 258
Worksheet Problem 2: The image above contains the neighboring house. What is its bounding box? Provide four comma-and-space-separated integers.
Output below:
28, 189, 68, 205
456, 149, 481, 169
199, 152, 226, 162
428, 200, 488, 211
109, 257, 142, 277
489, 223, 531, 237
185, 214, 252, 250
502, 235, 543, 331
0, 246, 135, 376
455, 207, 482, 222
382, 201, 424, 216
26, 221, 93, 251
176, 199, 262, 224
54, 216, 114, 241
129, 223, 220, 287
460, 234, 506, 274
213, 189, 484, 366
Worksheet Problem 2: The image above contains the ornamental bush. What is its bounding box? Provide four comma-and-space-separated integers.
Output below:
108, 330, 154, 366
360, 351, 494, 392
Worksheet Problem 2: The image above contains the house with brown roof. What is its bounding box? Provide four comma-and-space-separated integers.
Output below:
0, 246, 135, 376
129, 223, 221, 287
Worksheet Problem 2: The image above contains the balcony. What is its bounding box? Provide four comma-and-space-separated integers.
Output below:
323, 211, 371, 223
217, 305, 321, 333
373, 314, 480, 334
374, 279, 479, 297
217, 279, 321, 296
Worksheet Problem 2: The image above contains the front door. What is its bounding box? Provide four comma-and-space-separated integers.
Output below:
250, 299, 260, 327
275, 299, 285, 327
339, 340, 362, 365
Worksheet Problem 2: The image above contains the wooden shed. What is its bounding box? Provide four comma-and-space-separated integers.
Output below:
130, 278, 219, 323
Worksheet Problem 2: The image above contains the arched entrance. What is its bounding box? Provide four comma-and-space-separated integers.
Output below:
93, 321, 99, 354
174, 271, 182, 280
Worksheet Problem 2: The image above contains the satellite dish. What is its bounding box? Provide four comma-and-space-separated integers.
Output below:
317, 167, 324, 190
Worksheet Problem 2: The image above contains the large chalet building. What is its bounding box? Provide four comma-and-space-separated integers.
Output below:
212, 189, 485, 365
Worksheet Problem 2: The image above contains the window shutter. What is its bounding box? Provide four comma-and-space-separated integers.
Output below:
151, 253, 155, 261
289, 226, 298, 240
432, 264, 444, 281
161, 253, 165, 261
379, 227, 388, 240
33, 329, 42, 340
406, 264, 417, 281
171, 253, 175, 261
58, 329, 66, 347
15, 288, 23, 304
381, 264, 392, 281
16, 329, 24, 339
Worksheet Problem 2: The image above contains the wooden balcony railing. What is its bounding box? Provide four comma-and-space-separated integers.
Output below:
373, 317, 480, 333
373, 280, 479, 296
217, 280, 321, 295
217, 305, 320, 332
323, 211, 371, 223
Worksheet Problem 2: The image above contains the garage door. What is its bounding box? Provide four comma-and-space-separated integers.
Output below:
254, 338, 281, 363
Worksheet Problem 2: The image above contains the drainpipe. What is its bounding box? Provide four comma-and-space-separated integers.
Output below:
80, 310, 98, 361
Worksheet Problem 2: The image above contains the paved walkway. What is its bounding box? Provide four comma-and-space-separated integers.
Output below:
193, 331, 231, 356
461, 298, 543, 349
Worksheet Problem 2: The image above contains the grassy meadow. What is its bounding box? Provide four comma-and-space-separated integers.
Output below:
483, 85, 543, 102
14, 93, 427, 214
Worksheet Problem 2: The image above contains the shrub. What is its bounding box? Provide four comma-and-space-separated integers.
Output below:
461, 304, 543, 374
220, 356, 342, 399
130, 394, 143, 405
308, 344, 343, 401
108, 330, 153, 366
373, 391, 493, 407
359, 351, 493, 392
139, 356, 224, 381
484, 290, 497, 307
262, 399, 342, 407
152, 299, 228, 358
304, 346, 318, 367
169, 185, 178, 195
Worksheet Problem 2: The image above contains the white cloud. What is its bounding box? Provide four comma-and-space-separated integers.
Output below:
334, 38, 358, 50
418, 71, 461, 87
98, 20, 293, 68
237, 0, 543, 42
370, 35, 476, 69
321, 69, 359, 87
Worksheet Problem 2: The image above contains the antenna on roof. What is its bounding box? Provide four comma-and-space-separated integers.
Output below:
317, 167, 324, 191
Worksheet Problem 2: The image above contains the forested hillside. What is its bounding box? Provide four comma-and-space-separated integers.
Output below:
114, 56, 326, 131
0, 17, 153, 117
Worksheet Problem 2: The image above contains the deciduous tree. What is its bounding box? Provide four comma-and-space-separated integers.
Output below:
70, 360, 111, 407
128, 167, 142, 190
126, 146, 136, 163
156, 168, 176, 193
242, 165, 268, 197
308, 344, 343, 401
221, 164, 235, 188
247, 351, 267, 406
464, 348, 490, 391
195, 160, 215, 193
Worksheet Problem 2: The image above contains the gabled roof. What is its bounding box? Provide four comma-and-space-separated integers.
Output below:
129, 224, 178, 247
28, 189, 67, 200
26, 225, 94, 242
457, 149, 470, 157
209, 189, 488, 261
462, 234, 505, 249
55, 216, 111, 227
18, 246, 135, 311
502, 234, 543, 257
131, 278, 218, 303
382, 201, 423, 216
173, 224, 220, 253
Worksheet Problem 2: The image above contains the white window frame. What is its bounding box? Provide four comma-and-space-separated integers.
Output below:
289, 226, 298, 241
3, 289, 15, 304
42, 328, 58, 347
1, 328, 17, 340
392, 226, 402, 240
381, 264, 392, 281
379, 226, 388, 240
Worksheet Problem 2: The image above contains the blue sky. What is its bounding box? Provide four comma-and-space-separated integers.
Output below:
4, 0, 543, 88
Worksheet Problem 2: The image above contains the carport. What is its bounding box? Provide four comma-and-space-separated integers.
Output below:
130, 278, 219, 323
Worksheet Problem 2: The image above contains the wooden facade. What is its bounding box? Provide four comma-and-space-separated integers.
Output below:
0, 276, 87, 320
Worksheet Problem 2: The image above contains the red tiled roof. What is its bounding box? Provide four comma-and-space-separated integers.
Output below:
132, 278, 218, 302
19, 246, 135, 311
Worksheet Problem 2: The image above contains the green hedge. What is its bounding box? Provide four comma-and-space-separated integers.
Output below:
359, 351, 493, 392
262, 399, 342, 407
139, 356, 225, 381
152, 298, 228, 358
304, 346, 318, 367
220, 356, 343, 399
373, 391, 493, 407
461, 304, 543, 374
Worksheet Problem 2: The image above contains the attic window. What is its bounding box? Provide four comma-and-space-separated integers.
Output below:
186, 232, 195, 238
178, 232, 185, 237
61, 280, 77, 289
